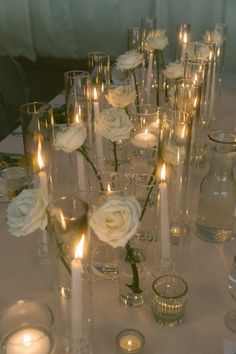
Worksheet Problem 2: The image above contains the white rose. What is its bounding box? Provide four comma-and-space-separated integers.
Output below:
162, 142, 186, 166
116, 50, 144, 71
145, 29, 169, 51
55, 123, 86, 153
163, 62, 184, 80
105, 84, 136, 108
96, 108, 133, 142
7, 189, 47, 237
89, 196, 141, 248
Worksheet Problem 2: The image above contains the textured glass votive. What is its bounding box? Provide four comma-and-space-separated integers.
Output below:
0, 300, 54, 354
151, 274, 188, 327
116, 329, 145, 353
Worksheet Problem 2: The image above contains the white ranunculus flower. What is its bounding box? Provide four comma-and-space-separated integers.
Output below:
7, 189, 47, 237
145, 29, 169, 51
186, 42, 210, 60
162, 143, 186, 166
55, 123, 86, 153
105, 84, 136, 108
116, 50, 144, 71
89, 196, 141, 248
163, 62, 184, 80
96, 108, 133, 142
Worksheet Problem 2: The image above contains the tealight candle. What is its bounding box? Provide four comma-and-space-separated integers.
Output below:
5, 327, 51, 354
116, 329, 145, 353
131, 129, 157, 149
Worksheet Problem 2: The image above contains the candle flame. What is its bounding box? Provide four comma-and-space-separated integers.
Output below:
183, 32, 188, 44
144, 128, 148, 135
75, 234, 85, 259
107, 183, 111, 193
94, 87, 98, 100
128, 340, 132, 346
181, 125, 186, 139
23, 334, 31, 347
177, 148, 180, 163
160, 163, 166, 181
37, 139, 44, 170
59, 209, 67, 230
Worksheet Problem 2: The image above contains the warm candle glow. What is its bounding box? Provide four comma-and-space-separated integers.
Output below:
23, 334, 31, 347
160, 163, 166, 181
181, 125, 186, 139
183, 32, 188, 44
75, 234, 85, 259
107, 183, 111, 194
94, 87, 98, 100
59, 209, 67, 230
37, 139, 44, 170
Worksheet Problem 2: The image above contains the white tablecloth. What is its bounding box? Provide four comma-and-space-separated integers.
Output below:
0, 75, 236, 354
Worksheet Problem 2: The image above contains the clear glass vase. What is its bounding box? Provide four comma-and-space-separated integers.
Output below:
196, 130, 236, 242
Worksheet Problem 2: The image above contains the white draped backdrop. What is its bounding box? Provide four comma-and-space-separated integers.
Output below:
0, 0, 235, 71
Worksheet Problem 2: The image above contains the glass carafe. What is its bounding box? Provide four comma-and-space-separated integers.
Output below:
196, 130, 236, 242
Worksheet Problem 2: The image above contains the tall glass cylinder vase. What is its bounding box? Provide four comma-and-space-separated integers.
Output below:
87, 52, 110, 172
20, 102, 54, 264
63, 70, 91, 201
184, 56, 210, 166
129, 104, 162, 175
205, 23, 227, 86
89, 172, 131, 280
175, 23, 191, 62
159, 109, 193, 244
47, 196, 92, 353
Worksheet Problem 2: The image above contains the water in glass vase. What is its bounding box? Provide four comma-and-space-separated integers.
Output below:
196, 130, 236, 243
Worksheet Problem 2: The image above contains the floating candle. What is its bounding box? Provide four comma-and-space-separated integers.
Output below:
131, 129, 157, 149
5, 327, 50, 354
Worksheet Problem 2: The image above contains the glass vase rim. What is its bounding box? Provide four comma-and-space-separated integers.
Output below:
208, 129, 236, 145
176, 23, 191, 30
19, 102, 52, 114
47, 195, 89, 214
0, 299, 54, 329
152, 274, 188, 299
132, 173, 157, 187
87, 51, 110, 59
129, 104, 166, 116
175, 78, 199, 88
64, 70, 90, 79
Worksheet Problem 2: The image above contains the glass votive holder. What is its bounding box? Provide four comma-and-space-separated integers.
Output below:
0, 165, 27, 201
151, 274, 188, 327
116, 329, 145, 353
0, 300, 54, 354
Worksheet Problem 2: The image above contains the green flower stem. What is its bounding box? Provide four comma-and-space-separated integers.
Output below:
54, 235, 71, 276
77, 146, 104, 191
139, 164, 157, 221
132, 69, 140, 110
156, 50, 160, 106
160, 51, 168, 100
113, 141, 118, 173
125, 243, 142, 294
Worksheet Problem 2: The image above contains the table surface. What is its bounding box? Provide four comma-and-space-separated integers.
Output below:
0, 74, 236, 354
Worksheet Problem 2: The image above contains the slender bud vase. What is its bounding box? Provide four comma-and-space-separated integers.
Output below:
196, 130, 236, 243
